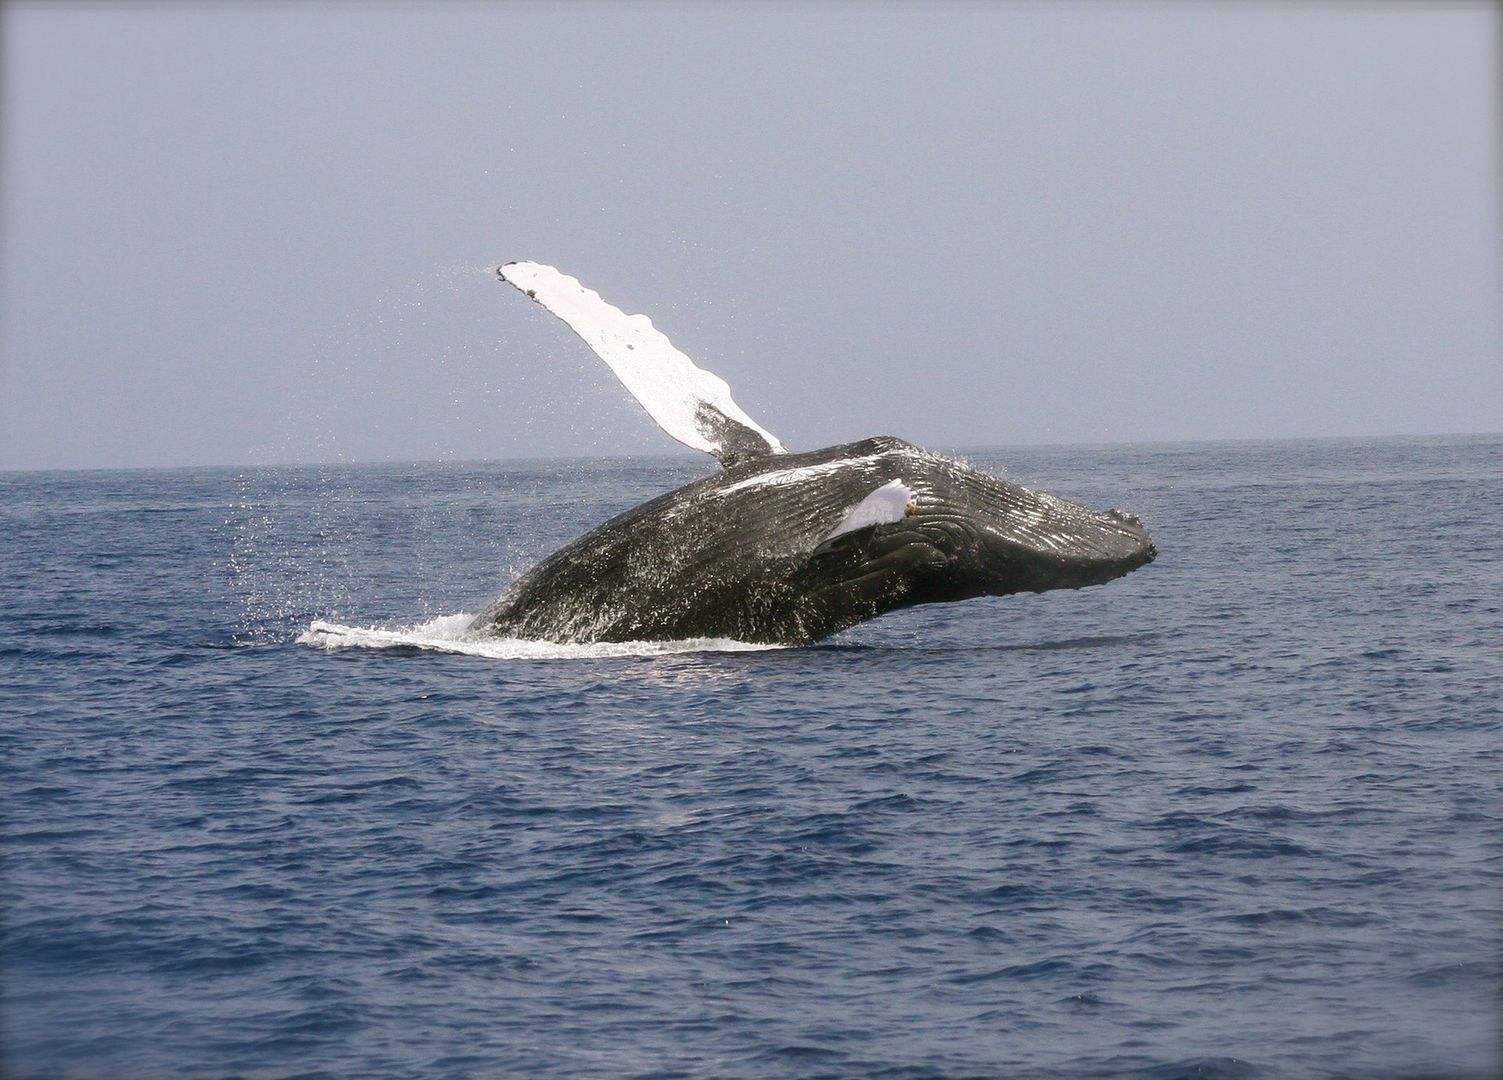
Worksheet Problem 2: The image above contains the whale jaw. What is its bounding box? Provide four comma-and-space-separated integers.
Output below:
785, 458, 1155, 643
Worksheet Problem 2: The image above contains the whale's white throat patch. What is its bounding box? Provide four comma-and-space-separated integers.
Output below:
821, 479, 916, 543
499, 261, 786, 463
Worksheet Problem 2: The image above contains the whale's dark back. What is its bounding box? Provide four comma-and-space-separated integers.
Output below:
474, 437, 1155, 644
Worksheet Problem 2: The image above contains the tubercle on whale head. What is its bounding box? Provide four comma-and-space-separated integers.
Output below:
1105, 508, 1157, 562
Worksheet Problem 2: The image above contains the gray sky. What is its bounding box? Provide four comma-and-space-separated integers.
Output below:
1, 1, 1498, 470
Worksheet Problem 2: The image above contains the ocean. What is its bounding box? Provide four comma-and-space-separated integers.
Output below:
2, 435, 1498, 1079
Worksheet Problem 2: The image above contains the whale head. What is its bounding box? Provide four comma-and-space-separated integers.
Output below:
792, 439, 1156, 639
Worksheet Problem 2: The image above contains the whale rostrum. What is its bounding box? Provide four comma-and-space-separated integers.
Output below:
473, 263, 1155, 645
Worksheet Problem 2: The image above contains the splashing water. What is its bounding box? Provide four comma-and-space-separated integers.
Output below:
297, 613, 782, 660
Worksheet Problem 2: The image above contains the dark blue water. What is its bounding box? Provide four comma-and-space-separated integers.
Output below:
3, 436, 1499, 1079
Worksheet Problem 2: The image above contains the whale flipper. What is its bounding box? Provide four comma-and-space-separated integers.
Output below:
819, 479, 916, 545
498, 262, 788, 467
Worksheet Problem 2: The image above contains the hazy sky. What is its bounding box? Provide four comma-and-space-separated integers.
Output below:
1, 2, 1498, 470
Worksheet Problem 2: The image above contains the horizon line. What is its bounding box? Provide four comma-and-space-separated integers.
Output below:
2, 429, 1498, 477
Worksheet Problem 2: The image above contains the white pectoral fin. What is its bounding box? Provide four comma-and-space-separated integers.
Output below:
819, 479, 916, 547
498, 262, 787, 466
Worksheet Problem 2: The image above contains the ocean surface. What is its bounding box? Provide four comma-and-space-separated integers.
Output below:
2, 435, 1499, 1079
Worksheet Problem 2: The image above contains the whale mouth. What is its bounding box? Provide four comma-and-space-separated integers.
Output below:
967, 505, 1156, 594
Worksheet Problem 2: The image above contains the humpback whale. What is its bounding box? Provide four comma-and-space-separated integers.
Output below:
473, 263, 1155, 646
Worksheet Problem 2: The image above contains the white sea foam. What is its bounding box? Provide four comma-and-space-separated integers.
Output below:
297, 613, 781, 660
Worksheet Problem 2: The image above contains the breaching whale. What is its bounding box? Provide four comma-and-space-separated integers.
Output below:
472, 262, 1155, 646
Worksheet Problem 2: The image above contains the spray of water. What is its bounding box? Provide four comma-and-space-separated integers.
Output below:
297, 613, 781, 660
